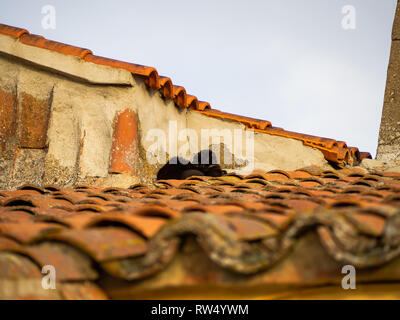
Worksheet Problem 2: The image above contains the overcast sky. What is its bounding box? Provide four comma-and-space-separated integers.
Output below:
1, 0, 397, 157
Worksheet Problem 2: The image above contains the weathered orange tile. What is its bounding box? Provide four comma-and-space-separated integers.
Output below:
129, 205, 180, 218
87, 214, 167, 238
286, 170, 313, 179
9, 242, 98, 281
198, 109, 271, 130
183, 204, 244, 214
84, 54, 160, 89
215, 215, 278, 240
0, 252, 42, 278
0, 222, 63, 243
253, 212, 289, 229
0, 210, 34, 223
285, 199, 321, 211
109, 109, 138, 175
0, 24, 28, 38
19, 92, 51, 148
0, 236, 19, 250
345, 212, 386, 237
42, 227, 147, 261
0, 87, 17, 151
19, 33, 92, 59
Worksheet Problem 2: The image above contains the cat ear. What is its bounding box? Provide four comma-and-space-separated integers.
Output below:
192, 149, 217, 165
191, 152, 200, 164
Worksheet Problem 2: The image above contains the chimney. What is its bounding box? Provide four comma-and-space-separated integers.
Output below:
377, 1, 400, 162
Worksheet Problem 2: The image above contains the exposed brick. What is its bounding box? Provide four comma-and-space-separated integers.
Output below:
109, 109, 138, 175
0, 87, 17, 152
19, 92, 51, 148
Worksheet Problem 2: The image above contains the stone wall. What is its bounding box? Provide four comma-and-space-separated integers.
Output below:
0, 32, 329, 190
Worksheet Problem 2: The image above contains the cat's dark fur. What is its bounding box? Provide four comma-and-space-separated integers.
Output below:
156, 150, 226, 180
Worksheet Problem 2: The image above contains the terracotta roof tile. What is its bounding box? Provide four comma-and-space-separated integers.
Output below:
0, 23, 370, 165
214, 215, 279, 240
7, 242, 98, 281
344, 212, 387, 237
1, 166, 400, 287
40, 227, 147, 261
19, 33, 92, 59
0, 221, 63, 243
109, 109, 138, 175
0, 252, 42, 278
19, 92, 51, 149
85, 213, 167, 238
0, 210, 34, 223
0, 237, 19, 251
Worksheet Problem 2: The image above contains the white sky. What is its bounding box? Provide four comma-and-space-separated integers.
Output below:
1, 0, 397, 157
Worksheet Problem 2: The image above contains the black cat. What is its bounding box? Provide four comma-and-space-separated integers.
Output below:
156, 150, 226, 180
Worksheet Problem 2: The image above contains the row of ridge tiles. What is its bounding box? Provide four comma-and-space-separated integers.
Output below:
0, 23, 371, 165
1, 166, 400, 288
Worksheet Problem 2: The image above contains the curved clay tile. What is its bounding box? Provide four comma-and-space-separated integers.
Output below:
172, 85, 187, 108
86, 213, 166, 239
19, 33, 92, 59
197, 101, 211, 111
198, 109, 272, 130
251, 126, 368, 166
186, 94, 199, 110
0, 24, 29, 38
159, 76, 174, 99
84, 54, 160, 89
7, 243, 98, 281
18, 184, 46, 194
0, 167, 400, 285
40, 227, 148, 262
359, 152, 373, 161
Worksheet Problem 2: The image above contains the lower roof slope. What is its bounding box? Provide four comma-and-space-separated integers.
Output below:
1, 166, 400, 299
0, 23, 371, 166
